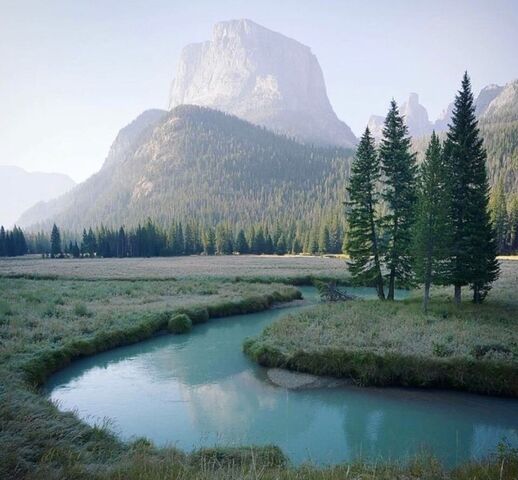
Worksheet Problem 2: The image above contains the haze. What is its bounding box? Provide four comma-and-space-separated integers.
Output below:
1, 0, 517, 182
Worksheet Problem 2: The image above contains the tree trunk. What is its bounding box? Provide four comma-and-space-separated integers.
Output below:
473, 284, 481, 304
376, 274, 386, 300
387, 269, 395, 301
454, 284, 461, 305
423, 280, 430, 313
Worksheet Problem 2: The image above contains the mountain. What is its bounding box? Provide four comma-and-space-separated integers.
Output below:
400, 93, 433, 137
368, 93, 433, 139
102, 109, 167, 169
18, 106, 352, 231
478, 80, 518, 192
366, 81, 518, 195
0, 166, 75, 228
169, 19, 357, 148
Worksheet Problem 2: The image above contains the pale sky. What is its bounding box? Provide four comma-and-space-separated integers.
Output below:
1, 0, 517, 182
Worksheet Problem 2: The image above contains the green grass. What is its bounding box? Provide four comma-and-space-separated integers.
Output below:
245, 261, 518, 396
1, 259, 517, 479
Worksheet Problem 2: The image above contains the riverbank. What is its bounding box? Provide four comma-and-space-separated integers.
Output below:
1, 259, 517, 479
245, 261, 518, 397
0, 276, 301, 478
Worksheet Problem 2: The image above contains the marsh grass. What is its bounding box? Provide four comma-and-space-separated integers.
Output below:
0, 276, 300, 478
1, 260, 517, 479
244, 262, 518, 396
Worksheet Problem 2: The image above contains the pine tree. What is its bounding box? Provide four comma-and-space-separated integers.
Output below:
346, 127, 385, 299
0, 226, 5, 257
318, 225, 331, 254
412, 132, 453, 312
508, 195, 518, 252
443, 72, 500, 303
50, 224, 62, 258
235, 229, 249, 254
489, 178, 509, 253
203, 228, 216, 255
379, 100, 417, 300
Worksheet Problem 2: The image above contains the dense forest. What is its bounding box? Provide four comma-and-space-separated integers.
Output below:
18, 106, 352, 234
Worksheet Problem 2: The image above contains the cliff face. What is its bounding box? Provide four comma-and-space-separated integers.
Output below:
169, 19, 357, 147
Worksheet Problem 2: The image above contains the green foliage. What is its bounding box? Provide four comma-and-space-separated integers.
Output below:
379, 101, 418, 299
412, 132, 453, 310
50, 223, 62, 257
167, 313, 192, 334
444, 73, 500, 303
0, 225, 27, 257
345, 128, 385, 298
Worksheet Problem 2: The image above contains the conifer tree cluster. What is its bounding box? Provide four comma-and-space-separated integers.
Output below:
0, 226, 27, 257
346, 73, 500, 306
28, 217, 346, 259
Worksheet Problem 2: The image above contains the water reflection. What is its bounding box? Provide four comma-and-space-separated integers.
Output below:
45, 287, 518, 466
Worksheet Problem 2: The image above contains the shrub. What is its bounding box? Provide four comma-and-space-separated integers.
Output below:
74, 303, 92, 317
176, 306, 209, 324
167, 313, 192, 334
432, 342, 453, 358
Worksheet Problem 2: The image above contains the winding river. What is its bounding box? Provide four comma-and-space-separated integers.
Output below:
45, 287, 518, 466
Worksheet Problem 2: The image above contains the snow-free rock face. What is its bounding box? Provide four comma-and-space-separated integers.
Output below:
367, 93, 433, 139
400, 93, 432, 137
169, 19, 357, 148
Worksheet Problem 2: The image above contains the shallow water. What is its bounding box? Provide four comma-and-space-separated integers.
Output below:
45, 287, 518, 466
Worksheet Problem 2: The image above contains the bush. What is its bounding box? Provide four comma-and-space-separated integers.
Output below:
175, 306, 209, 324
73, 303, 92, 317
167, 313, 192, 334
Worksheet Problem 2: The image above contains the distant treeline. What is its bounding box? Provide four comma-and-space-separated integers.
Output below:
26, 218, 346, 258
0, 226, 27, 257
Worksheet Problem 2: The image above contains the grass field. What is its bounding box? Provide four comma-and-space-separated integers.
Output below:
1, 256, 517, 479
245, 260, 518, 396
0, 254, 349, 282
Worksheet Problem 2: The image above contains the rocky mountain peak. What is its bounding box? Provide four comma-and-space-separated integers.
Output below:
168, 19, 357, 147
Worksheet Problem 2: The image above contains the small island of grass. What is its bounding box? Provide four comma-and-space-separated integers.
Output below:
245, 260, 518, 397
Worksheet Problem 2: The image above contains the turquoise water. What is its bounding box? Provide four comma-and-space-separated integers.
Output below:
45, 287, 518, 466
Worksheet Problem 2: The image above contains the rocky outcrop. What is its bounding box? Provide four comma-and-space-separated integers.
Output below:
169, 19, 357, 148
102, 109, 167, 169
400, 93, 432, 137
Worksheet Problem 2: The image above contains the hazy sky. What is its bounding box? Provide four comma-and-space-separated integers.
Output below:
1, 0, 517, 182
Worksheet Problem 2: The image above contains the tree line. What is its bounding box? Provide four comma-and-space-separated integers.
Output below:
0, 226, 27, 257
346, 73, 499, 308
38, 217, 346, 259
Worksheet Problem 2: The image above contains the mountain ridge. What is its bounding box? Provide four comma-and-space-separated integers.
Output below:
169, 19, 357, 148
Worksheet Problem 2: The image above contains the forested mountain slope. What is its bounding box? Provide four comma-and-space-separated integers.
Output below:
18, 106, 352, 231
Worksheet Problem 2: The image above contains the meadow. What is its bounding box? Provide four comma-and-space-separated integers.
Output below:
0, 254, 348, 282
245, 260, 518, 396
0, 256, 517, 479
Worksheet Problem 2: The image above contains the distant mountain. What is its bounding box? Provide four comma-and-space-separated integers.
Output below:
169, 19, 357, 148
366, 81, 518, 195
368, 93, 433, 139
0, 166, 75, 228
18, 106, 352, 231
479, 80, 518, 192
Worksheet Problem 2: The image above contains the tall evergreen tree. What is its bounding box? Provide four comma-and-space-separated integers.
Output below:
489, 178, 509, 253
443, 72, 500, 303
412, 132, 453, 312
235, 229, 249, 254
379, 100, 417, 300
346, 127, 385, 299
50, 224, 62, 258
203, 228, 216, 255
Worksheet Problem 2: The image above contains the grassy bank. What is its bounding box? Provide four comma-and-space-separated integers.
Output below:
1, 264, 518, 479
244, 261, 518, 396
0, 276, 301, 478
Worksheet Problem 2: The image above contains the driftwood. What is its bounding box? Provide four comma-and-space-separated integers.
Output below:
315, 281, 357, 302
